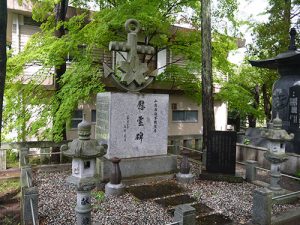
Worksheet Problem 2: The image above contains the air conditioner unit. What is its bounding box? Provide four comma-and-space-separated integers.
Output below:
171, 103, 177, 110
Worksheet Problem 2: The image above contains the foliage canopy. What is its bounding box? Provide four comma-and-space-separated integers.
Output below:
4, 0, 238, 141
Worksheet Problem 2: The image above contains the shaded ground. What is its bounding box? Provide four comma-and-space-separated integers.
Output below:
0, 191, 20, 225
128, 180, 233, 225
127, 181, 185, 200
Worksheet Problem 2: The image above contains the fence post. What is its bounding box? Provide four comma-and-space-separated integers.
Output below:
0, 148, 6, 170
174, 204, 196, 225
21, 165, 33, 188
19, 147, 29, 167
195, 138, 202, 150
173, 139, 180, 155
246, 160, 257, 182
252, 188, 272, 225
22, 186, 39, 225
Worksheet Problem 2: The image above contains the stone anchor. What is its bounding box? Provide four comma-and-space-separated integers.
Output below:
61, 116, 107, 225
103, 19, 156, 92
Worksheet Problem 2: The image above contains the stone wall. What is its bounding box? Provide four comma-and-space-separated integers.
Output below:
236, 143, 300, 175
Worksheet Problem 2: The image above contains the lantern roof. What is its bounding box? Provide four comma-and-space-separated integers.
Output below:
249, 28, 300, 71
261, 114, 294, 141
62, 117, 106, 159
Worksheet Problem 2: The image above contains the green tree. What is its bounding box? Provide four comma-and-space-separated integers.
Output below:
219, 0, 300, 129
248, 0, 300, 124
5, 0, 238, 142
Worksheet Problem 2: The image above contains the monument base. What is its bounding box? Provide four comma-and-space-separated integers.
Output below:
97, 154, 177, 182
105, 182, 125, 197
176, 173, 195, 184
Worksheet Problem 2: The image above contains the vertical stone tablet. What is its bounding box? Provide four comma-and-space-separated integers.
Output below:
96, 92, 169, 159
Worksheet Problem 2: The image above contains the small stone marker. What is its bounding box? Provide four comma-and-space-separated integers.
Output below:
176, 150, 195, 184
174, 204, 196, 225
105, 157, 125, 196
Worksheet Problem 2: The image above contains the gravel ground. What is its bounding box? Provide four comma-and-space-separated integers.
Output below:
34, 161, 300, 225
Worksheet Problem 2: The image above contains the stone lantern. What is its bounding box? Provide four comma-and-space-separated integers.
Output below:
261, 114, 294, 192
61, 117, 106, 225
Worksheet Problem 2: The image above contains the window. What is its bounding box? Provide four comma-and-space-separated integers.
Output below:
71, 110, 83, 128
172, 110, 198, 122
91, 109, 96, 123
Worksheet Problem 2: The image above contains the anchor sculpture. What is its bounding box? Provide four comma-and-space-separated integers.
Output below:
103, 19, 157, 92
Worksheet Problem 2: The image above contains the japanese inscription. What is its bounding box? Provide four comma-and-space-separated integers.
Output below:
135, 100, 145, 143
81, 197, 90, 205
96, 92, 168, 159
154, 99, 158, 133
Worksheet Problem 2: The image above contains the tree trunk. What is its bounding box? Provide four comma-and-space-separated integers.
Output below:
51, 0, 68, 163
201, 0, 215, 149
0, 1, 7, 144
262, 83, 271, 122
248, 85, 260, 128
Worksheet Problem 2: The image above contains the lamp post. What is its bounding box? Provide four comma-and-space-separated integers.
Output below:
261, 114, 294, 192
61, 117, 106, 225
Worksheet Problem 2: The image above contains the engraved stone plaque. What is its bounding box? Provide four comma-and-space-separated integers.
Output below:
96, 92, 169, 159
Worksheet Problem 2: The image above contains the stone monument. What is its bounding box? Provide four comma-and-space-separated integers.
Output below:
249, 28, 300, 153
97, 19, 177, 181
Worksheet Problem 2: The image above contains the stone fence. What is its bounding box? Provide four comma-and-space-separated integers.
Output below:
236, 143, 300, 175
252, 188, 300, 225
0, 141, 70, 170
19, 147, 39, 225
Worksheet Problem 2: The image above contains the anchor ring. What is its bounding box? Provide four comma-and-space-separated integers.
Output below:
125, 19, 140, 33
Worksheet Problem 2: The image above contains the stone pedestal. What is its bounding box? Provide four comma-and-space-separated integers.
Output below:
75, 189, 93, 225
176, 150, 194, 184
105, 182, 125, 196
97, 154, 177, 181
246, 160, 257, 182
176, 173, 195, 184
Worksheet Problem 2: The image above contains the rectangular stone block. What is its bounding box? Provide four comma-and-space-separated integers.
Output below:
21, 166, 32, 188
0, 149, 6, 170
96, 92, 169, 159
246, 160, 258, 182
97, 154, 177, 181
252, 188, 272, 225
174, 204, 196, 225
22, 186, 39, 225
